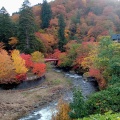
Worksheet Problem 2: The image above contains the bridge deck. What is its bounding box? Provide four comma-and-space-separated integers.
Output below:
44, 58, 58, 62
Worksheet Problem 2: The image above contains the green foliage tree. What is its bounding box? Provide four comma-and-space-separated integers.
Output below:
69, 89, 88, 119
78, 111, 120, 120
41, 0, 52, 29
59, 42, 80, 68
86, 83, 120, 114
95, 36, 120, 84
18, 0, 41, 53
58, 14, 66, 51
0, 7, 14, 50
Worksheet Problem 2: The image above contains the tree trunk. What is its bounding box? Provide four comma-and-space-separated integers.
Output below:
26, 29, 30, 49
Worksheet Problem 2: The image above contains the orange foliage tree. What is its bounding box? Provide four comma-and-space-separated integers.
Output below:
32, 5, 41, 26
32, 63, 46, 77
50, 17, 58, 27
52, 99, 71, 120
11, 13, 19, 22
46, 49, 61, 59
52, 5, 66, 17
0, 49, 16, 84
35, 32, 58, 53
9, 37, 18, 49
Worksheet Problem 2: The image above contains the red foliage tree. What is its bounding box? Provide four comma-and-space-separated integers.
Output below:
32, 63, 46, 77
20, 53, 33, 68
52, 49, 62, 59
89, 68, 106, 89
15, 73, 27, 82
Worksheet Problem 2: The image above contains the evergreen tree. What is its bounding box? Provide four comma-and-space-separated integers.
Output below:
18, 0, 41, 53
41, 0, 52, 29
0, 7, 14, 50
58, 14, 66, 51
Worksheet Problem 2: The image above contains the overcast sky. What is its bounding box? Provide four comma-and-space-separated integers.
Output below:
0, 0, 52, 15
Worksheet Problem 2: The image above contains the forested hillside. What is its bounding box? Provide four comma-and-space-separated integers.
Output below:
12, 0, 120, 48
0, 0, 120, 119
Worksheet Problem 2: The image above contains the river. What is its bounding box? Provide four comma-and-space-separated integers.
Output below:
19, 68, 99, 120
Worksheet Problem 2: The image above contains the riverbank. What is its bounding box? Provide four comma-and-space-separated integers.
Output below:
0, 66, 72, 120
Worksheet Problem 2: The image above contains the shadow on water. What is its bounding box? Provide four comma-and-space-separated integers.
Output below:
0, 76, 45, 90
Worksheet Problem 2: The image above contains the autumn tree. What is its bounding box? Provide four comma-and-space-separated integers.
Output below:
58, 14, 66, 51
18, 0, 41, 53
51, 5, 66, 17
11, 49, 28, 74
41, 0, 52, 29
32, 63, 46, 77
52, 99, 71, 120
31, 51, 44, 63
0, 49, 16, 84
32, 5, 41, 27
8, 37, 18, 49
35, 32, 57, 53
20, 53, 33, 68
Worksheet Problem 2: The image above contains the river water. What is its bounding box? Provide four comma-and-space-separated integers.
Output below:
19, 69, 99, 120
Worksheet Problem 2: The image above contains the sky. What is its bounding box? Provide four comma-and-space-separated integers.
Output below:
0, 0, 52, 15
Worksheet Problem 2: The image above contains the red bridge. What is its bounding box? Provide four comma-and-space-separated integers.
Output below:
44, 58, 58, 62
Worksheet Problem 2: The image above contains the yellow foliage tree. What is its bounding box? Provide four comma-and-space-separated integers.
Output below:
81, 43, 98, 69
35, 32, 58, 53
11, 50, 28, 74
52, 99, 71, 120
9, 37, 18, 45
9, 37, 18, 49
0, 49, 16, 83
31, 51, 44, 63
